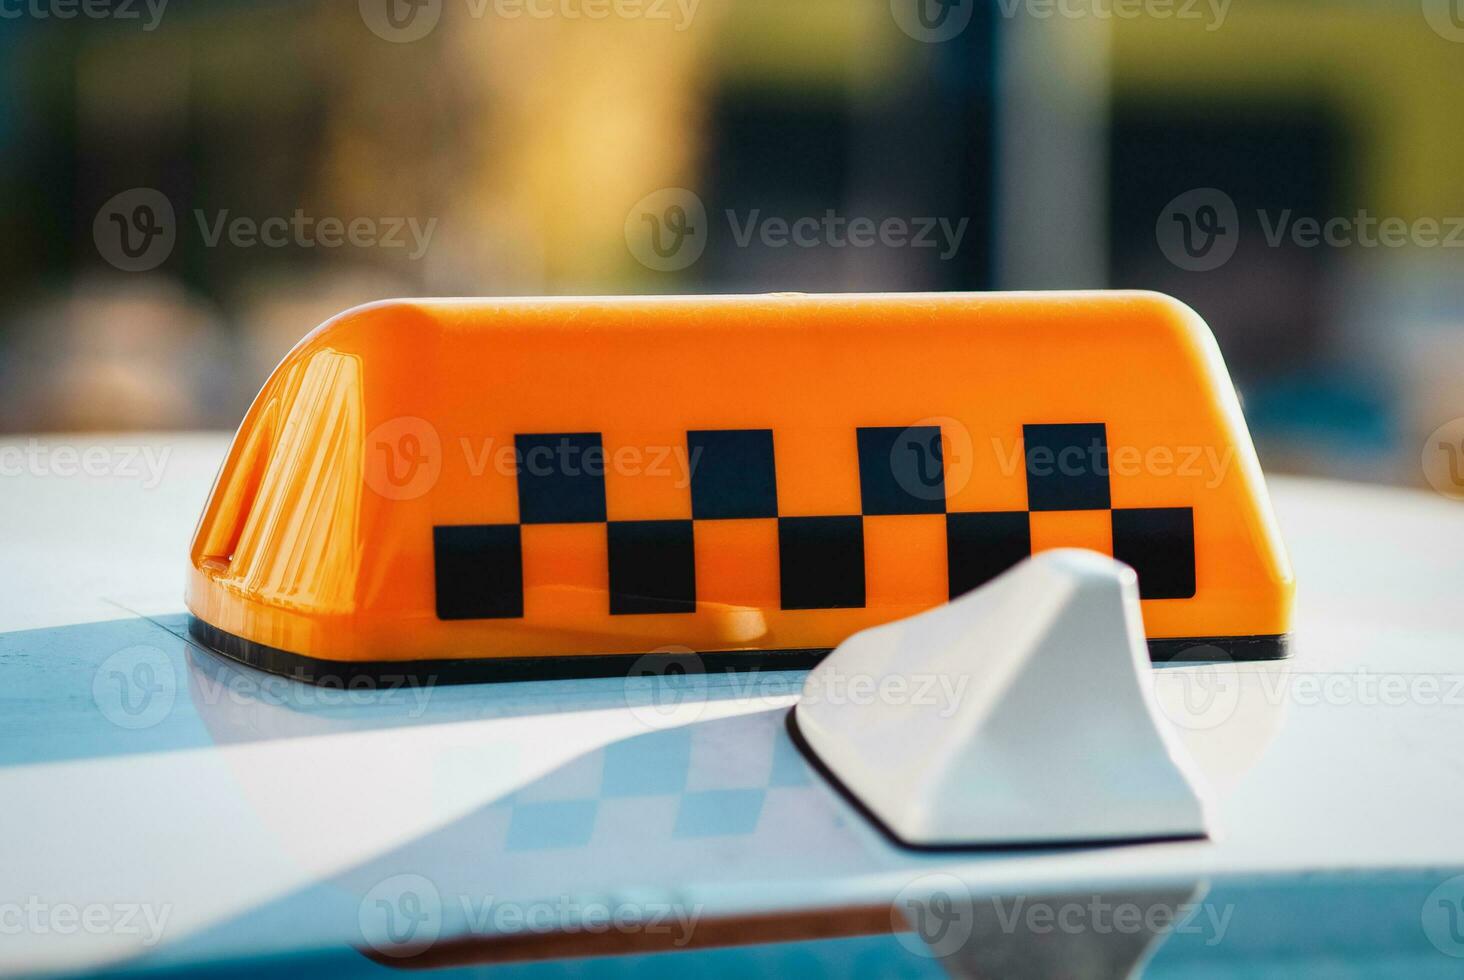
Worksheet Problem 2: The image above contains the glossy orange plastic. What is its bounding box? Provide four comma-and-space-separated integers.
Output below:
185, 292, 1293, 674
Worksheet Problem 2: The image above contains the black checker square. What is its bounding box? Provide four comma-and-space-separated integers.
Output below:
857, 426, 946, 515
433, 524, 524, 620
1023, 423, 1111, 512
778, 516, 865, 610
946, 511, 1032, 599
514, 432, 607, 524
1112, 507, 1196, 600
608, 520, 697, 615
687, 429, 778, 520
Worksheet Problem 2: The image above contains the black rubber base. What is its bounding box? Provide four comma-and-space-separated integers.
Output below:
185, 616, 829, 686
786, 708, 1208, 852
186, 616, 1287, 687
1149, 633, 1288, 662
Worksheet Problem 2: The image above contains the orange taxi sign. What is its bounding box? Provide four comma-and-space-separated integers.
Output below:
185, 292, 1293, 682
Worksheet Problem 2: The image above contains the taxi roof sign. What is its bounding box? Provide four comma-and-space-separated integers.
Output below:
185, 291, 1294, 683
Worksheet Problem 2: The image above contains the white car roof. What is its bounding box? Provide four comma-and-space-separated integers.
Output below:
3, 433, 1463, 976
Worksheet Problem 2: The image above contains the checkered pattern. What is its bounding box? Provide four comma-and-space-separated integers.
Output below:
488, 719, 811, 851
433, 423, 1196, 621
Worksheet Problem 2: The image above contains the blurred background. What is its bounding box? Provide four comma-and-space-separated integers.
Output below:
1, 0, 1462, 488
